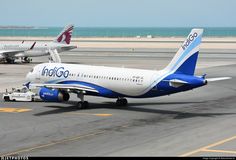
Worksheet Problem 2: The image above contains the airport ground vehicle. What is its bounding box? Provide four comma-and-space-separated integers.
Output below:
2, 86, 39, 102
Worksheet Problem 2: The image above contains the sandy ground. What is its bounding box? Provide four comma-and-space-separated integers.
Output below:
1, 37, 236, 49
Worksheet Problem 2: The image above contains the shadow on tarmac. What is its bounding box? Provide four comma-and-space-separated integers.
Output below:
34, 100, 235, 120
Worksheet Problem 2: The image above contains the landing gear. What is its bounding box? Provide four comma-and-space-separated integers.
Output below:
116, 98, 128, 106
76, 91, 89, 109
77, 101, 89, 109
6, 58, 15, 64
22, 57, 31, 63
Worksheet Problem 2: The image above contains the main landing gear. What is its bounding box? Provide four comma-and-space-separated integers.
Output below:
22, 57, 31, 63
76, 93, 128, 109
77, 92, 89, 109
6, 58, 15, 64
116, 97, 128, 106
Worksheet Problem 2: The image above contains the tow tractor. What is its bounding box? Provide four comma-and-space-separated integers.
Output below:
2, 86, 40, 102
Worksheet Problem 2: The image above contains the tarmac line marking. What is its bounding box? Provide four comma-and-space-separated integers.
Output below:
0, 108, 32, 113
180, 135, 236, 157
0, 130, 106, 157
202, 149, 236, 155
66, 112, 113, 117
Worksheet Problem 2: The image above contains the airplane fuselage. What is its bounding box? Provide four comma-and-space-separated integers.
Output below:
0, 42, 76, 58
27, 63, 206, 99
24, 29, 213, 108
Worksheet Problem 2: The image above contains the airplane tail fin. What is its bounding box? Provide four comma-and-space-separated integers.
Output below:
164, 29, 204, 75
54, 24, 74, 45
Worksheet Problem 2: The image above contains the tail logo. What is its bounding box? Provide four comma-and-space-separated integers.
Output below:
57, 26, 73, 44
181, 32, 198, 50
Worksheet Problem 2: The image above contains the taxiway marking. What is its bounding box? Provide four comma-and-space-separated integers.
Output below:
0, 123, 131, 156
66, 112, 113, 117
0, 130, 106, 157
180, 135, 236, 156
0, 108, 32, 113
202, 149, 236, 155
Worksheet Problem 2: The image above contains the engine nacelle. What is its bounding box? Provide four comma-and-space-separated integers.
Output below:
39, 87, 70, 102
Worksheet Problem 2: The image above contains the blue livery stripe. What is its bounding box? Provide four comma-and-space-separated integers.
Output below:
170, 35, 202, 72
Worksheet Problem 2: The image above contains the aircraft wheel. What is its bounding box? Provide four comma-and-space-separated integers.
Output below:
77, 102, 83, 109
6, 59, 15, 64
116, 98, 128, 106
23, 57, 31, 63
83, 101, 89, 109
77, 101, 89, 109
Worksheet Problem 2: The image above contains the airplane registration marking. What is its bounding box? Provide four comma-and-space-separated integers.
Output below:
0, 108, 32, 113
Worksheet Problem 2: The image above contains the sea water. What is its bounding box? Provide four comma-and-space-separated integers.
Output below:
0, 27, 236, 37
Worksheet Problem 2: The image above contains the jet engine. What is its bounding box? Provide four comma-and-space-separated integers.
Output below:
39, 87, 70, 102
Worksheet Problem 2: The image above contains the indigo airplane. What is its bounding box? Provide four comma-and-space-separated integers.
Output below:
0, 25, 76, 63
26, 29, 231, 109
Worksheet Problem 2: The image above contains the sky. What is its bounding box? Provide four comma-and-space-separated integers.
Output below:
0, 0, 235, 27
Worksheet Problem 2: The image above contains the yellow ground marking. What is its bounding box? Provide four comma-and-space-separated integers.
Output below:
0, 130, 106, 157
93, 114, 113, 117
202, 149, 236, 155
0, 108, 32, 113
180, 135, 236, 157
66, 112, 113, 117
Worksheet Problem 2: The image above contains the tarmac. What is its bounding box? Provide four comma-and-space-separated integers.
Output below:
0, 47, 236, 156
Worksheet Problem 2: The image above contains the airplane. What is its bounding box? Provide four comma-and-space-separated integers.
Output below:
25, 29, 231, 109
0, 24, 77, 64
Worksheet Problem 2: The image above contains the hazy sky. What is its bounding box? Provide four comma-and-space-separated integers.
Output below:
1, 0, 235, 27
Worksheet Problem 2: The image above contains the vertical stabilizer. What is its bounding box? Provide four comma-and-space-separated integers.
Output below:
54, 24, 74, 45
165, 29, 204, 75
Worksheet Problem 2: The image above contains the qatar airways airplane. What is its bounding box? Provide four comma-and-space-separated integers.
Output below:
26, 29, 231, 109
0, 24, 76, 63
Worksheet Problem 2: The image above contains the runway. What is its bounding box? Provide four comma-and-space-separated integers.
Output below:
0, 48, 236, 156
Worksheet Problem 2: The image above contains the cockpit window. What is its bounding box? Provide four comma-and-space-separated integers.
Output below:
30, 68, 34, 73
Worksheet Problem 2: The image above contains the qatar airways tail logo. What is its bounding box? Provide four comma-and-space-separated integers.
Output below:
57, 26, 73, 44
42, 66, 70, 78
181, 32, 198, 50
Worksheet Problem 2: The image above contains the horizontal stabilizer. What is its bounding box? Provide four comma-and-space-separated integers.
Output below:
164, 79, 189, 88
206, 77, 232, 82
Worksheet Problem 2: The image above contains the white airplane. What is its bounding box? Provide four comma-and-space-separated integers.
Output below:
0, 25, 77, 64
26, 29, 231, 109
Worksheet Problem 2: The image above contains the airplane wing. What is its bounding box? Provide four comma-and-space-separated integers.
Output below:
0, 42, 36, 57
30, 83, 99, 93
206, 77, 232, 82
